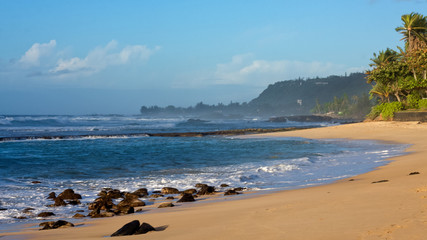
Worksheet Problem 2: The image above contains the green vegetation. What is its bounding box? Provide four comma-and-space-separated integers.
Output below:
311, 93, 373, 119
366, 12, 427, 120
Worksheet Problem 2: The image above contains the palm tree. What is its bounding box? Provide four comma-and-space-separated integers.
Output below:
395, 13, 427, 52
370, 82, 391, 103
369, 48, 399, 67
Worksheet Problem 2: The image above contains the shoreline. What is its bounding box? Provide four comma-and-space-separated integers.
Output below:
3, 121, 427, 239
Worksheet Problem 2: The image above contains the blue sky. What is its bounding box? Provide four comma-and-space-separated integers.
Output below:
0, 0, 425, 114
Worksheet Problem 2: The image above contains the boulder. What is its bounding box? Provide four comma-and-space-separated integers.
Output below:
117, 197, 145, 208
182, 189, 197, 194
53, 197, 67, 207
40, 220, 74, 230
97, 190, 107, 197
135, 222, 156, 235
149, 194, 163, 198
166, 196, 175, 200
72, 213, 85, 218
177, 193, 195, 203
220, 184, 229, 188
115, 206, 135, 215
197, 185, 215, 195
57, 189, 82, 200
107, 189, 123, 199
31, 181, 41, 184
111, 220, 140, 236
195, 183, 208, 188
224, 189, 240, 196
158, 202, 174, 208
0, 208, 7, 211
47, 192, 56, 199
161, 187, 180, 194
88, 196, 114, 211
133, 188, 148, 197
22, 208, 35, 213
123, 192, 140, 200
66, 199, 81, 205
37, 212, 55, 218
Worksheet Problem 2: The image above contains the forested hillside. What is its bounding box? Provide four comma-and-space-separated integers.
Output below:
249, 73, 370, 115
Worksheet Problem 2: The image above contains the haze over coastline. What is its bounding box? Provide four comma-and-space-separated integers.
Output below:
0, 0, 423, 115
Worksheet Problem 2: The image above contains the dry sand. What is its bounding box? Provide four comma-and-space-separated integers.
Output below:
4, 121, 427, 240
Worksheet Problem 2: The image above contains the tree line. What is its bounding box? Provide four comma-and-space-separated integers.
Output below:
366, 12, 427, 120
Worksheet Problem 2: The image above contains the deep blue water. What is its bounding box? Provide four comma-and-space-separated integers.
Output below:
0, 115, 406, 225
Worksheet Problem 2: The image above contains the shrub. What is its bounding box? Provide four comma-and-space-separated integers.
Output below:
381, 102, 404, 120
406, 93, 421, 109
367, 104, 384, 120
419, 99, 427, 110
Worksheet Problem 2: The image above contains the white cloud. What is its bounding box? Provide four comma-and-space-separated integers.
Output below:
49, 40, 160, 76
213, 54, 365, 86
19, 40, 56, 66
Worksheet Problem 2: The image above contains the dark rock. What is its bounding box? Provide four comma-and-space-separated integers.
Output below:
57, 189, 82, 200
52, 220, 74, 229
135, 222, 156, 235
39, 221, 55, 228
220, 184, 229, 188
51, 197, 67, 207
195, 183, 208, 188
88, 196, 114, 211
133, 188, 148, 197
124, 192, 141, 199
409, 172, 420, 175
97, 190, 107, 197
152, 190, 162, 194
111, 220, 140, 236
76, 210, 84, 212
166, 196, 175, 200
117, 197, 145, 208
66, 199, 81, 205
40, 220, 74, 230
15, 216, 27, 219
107, 189, 123, 199
198, 185, 215, 195
158, 202, 174, 208
22, 207, 35, 213
37, 212, 55, 218
72, 213, 85, 218
177, 193, 195, 202
115, 206, 134, 215
47, 192, 56, 199
99, 212, 115, 218
224, 189, 240, 196
31, 181, 41, 184
0, 208, 7, 211
149, 194, 163, 198
182, 189, 197, 195
233, 187, 245, 191
372, 180, 389, 184
161, 187, 180, 194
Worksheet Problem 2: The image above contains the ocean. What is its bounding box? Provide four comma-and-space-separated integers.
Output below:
0, 115, 406, 226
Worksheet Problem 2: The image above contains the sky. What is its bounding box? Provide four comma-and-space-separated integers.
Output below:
0, 0, 425, 115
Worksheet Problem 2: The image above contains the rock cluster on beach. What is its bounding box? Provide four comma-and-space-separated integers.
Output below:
111, 220, 157, 236
19, 182, 246, 230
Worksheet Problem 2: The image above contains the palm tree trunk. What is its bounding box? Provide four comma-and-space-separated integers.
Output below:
394, 92, 401, 102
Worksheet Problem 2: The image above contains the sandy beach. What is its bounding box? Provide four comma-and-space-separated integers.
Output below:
4, 121, 427, 240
